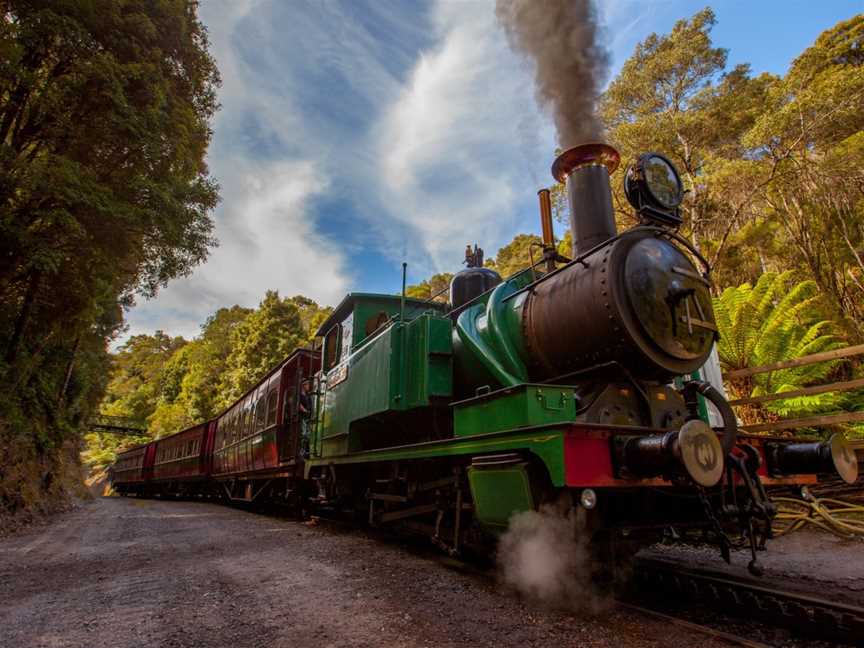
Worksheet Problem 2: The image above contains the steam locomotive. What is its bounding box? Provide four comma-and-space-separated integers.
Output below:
111, 144, 858, 576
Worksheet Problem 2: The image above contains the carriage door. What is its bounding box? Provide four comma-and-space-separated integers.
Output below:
279, 363, 301, 463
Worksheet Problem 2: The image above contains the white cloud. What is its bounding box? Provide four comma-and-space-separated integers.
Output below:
122, 0, 653, 343
122, 1, 350, 342
372, 1, 556, 273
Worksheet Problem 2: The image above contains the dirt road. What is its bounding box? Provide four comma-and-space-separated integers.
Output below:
0, 496, 726, 648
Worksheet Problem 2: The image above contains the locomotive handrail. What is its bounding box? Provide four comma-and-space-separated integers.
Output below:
499, 231, 621, 304
499, 225, 710, 306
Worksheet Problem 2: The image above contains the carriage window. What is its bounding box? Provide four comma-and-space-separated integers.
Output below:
244, 404, 253, 436
255, 397, 266, 431
266, 390, 278, 426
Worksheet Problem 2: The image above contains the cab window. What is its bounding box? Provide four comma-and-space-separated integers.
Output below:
324, 325, 340, 371
340, 313, 353, 362
365, 311, 390, 337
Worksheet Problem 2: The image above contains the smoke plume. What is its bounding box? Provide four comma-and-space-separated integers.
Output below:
495, 0, 609, 147
497, 502, 608, 613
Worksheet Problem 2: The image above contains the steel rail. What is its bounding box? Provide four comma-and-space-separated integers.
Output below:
617, 601, 774, 648
633, 555, 864, 643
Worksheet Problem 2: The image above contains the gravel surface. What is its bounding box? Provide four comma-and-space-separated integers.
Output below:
0, 496, 732, 648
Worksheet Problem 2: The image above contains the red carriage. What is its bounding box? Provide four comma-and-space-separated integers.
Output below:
210, 347, 319, 501
110, 443, 153, 496
149, 422, 215, 495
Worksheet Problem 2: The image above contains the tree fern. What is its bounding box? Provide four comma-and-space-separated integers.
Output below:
713, 272, 858, 422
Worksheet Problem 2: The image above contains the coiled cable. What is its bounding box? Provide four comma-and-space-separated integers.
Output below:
772, 495, 864, 538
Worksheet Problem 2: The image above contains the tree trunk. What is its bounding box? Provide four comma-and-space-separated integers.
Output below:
58, 333, 82, 405
5, 269, 42, 364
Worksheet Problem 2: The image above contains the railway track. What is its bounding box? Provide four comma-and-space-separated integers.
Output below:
632, 555, 864, 645
289, 512, 861, 645
619, 601, 775, 648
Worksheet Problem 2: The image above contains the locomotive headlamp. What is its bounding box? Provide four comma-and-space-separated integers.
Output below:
580, 488, 597, 509
624, 152, 684, 226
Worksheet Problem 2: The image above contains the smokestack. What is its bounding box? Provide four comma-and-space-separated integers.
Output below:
551, 143, 620, 257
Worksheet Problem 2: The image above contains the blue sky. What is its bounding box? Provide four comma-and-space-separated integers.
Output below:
122, 0, 862, 343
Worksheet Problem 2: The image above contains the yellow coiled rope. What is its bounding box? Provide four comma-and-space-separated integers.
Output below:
772, 495, 864, 538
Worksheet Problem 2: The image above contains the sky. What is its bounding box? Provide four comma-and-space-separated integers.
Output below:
121, 0, 862, 344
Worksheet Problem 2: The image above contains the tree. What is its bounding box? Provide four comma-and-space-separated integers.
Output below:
146, 304, 253, 432
0, 0, 220, 518
743, 15, 864, 340
217, 292, 327, 408
1, 1, 220, 360
406, 273, 453, 302
599, 8, 776, 283
485, 234, 544, 278
100, 332, 188, 423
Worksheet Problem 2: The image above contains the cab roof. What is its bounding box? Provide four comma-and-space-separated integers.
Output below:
314, 292, 446, 338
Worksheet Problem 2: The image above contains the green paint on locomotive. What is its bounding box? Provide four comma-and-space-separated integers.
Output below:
467, 460, 536, 530
308, 425, 567, 487
453, 384, 576, 437
451, 269, 536, 390
306, 279, 577, 513
306, 269, 698, 528
313, 294, 453, 457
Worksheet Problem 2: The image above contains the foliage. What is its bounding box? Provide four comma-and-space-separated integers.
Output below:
713, 272, 863, 424
147, 305, 251, 435
0, 1, 220, 520
598, 10, 864, 343
86, 292, 330, 469
100, 332, 188, 423
80, 430, 147, 473
484, 234, 543, 279
217, 292, 328, 408
600, 8, 776, 285
742, 15, 864, 340
406, 273, 453, 303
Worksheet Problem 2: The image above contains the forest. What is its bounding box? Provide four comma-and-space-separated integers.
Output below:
2, 5, 863, 523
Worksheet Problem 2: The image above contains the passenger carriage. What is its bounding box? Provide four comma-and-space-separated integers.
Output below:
149, 422, 214, 496
110, 443, 152, 496
210, 348, 320, 502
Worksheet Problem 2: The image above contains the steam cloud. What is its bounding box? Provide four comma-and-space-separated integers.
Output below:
495, 0, 609, 147
497, 502, 608, 613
